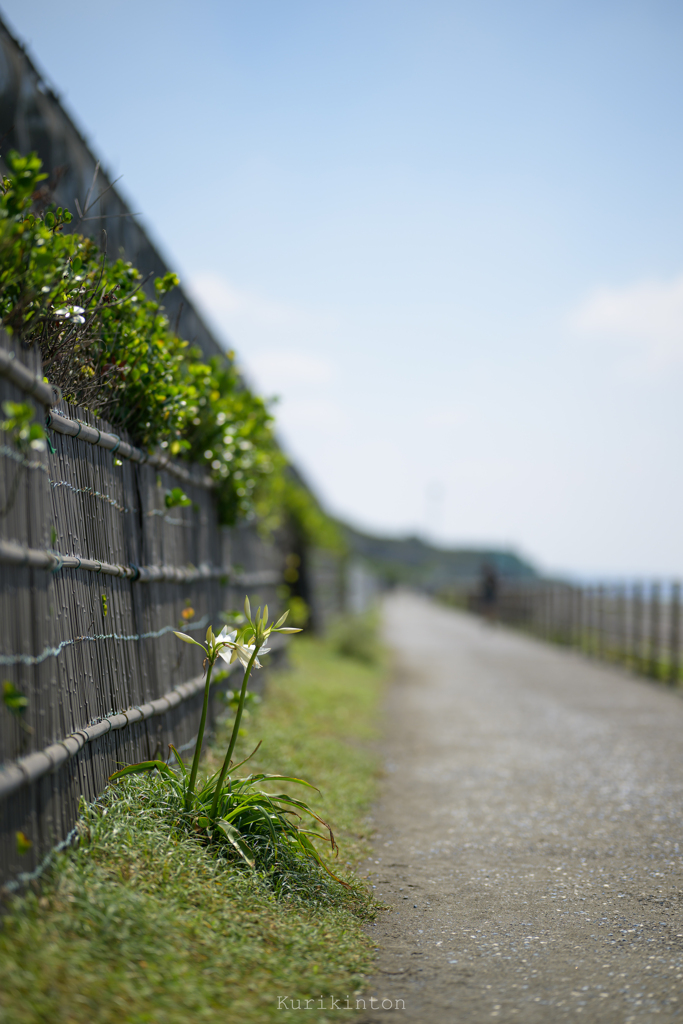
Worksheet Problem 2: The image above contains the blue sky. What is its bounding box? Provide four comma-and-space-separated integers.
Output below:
5, 0, 683, 577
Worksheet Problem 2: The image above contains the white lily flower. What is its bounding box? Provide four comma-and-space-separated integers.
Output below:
233, 641, 271, 670
215, 627, 238, 664
214, 626, 270, 669
216, 627, 236, 643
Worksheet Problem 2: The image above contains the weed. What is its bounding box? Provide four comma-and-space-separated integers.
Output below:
329, 611, 380, 665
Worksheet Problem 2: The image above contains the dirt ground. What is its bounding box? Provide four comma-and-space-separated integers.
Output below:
360, 592, 683, 1023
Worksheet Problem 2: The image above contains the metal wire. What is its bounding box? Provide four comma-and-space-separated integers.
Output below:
0, 615, 209, 666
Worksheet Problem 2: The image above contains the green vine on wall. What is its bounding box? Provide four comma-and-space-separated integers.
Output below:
0, 150, 340, 545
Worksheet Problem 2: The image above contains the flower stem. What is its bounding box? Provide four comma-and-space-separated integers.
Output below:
210, 644, 260, 819
185, 659, 214, 810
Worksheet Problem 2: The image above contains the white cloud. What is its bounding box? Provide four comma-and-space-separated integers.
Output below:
571, 272, 683, 370
186, 271, 341, 400
187, 271, 302, 332
186, 271, 338, 352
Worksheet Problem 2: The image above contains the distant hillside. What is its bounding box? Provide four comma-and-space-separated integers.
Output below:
344, 526, 538, 592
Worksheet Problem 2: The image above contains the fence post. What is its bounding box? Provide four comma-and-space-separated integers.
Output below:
649, 582, 661, 679
669, 582, 680, 686
549, 584, 555, 641
617, 584, 627, 666
569, 584, 577, 647
597, 585, 605, 660
631, 583, 642, 672
540, 584, 547, 639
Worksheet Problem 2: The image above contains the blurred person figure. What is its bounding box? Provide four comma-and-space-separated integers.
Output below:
479, 562, 499, 623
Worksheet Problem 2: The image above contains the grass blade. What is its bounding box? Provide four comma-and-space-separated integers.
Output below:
216, 819, 256, 867
242, 773, 320, 792
227, 739, 262, 774
296, 832, 349, 887
168, 745, 188, 778
109, 760, 175, 781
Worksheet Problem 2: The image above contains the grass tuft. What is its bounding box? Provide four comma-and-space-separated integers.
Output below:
327, 611, 381, 666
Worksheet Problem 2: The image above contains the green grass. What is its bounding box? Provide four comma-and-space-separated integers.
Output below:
0, 633, 385, 1024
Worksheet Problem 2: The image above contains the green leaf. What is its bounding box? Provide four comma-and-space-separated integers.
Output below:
165, 487, 192, 508
250, 804, 278, 844
173, 631, 205, 648
225, 739, 262, 774
256, 792, 317, 815
242, 773, 320, 792
15, 830, 32, 855
3, 680, 28, 715
215, 819, 255, 867
168, 744, 188, 778
295, 832, 347, 884
109, 759, 176, 781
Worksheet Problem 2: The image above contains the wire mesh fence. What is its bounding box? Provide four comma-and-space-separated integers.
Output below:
0, 334, 339, 888
484, 579, 683, 685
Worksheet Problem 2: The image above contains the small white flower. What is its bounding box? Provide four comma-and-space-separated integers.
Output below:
234, 642, 270, 669
71, 315, 85, 324
70, 305, 85, 314
215, 627, 269, 670
215, 627, 237, 649
53, 308, 70, 318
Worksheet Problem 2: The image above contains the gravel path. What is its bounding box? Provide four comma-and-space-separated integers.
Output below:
361, 592, 683, 1022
